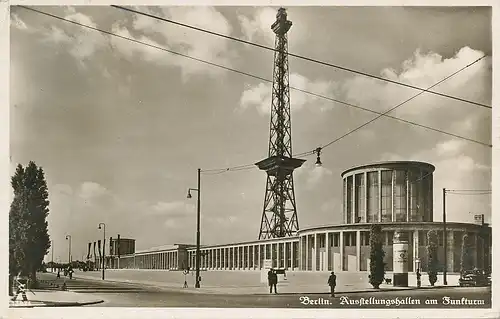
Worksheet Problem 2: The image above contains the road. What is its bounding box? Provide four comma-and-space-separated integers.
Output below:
38, 273, 491, 308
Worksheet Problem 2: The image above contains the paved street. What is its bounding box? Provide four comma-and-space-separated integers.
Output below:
39, 273, 491, 308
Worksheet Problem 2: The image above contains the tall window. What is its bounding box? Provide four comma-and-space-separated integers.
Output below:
394, 170, 407, 222
346, 176, 353, 224
423, 175, 433, 221
343, 178, 347, 223
355, 174, 365, 223
381, 170, 392, 222
367, 172, 378, 222
409, 170, 421, 222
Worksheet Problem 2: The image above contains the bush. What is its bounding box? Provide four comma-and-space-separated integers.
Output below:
427, 230, 438, 286
369, 224, 385, 289
460, 233, 475, 272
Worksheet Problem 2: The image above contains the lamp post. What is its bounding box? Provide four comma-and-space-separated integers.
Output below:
187, 168, 201, 288
65, 235, 72, 264
98, 223, 106, 280
443, 188, 448, 285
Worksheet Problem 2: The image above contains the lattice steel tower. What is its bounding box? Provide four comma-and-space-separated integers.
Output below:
255, 8, 305, 240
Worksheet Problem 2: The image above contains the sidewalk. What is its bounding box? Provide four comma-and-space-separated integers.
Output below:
9, 290, 104, 308
73, 269, 460, 295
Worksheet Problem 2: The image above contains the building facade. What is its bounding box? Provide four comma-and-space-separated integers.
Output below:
104, 161, 491, 274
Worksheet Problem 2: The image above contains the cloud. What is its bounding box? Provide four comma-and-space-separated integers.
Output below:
42, 11, 106, 64
435, 140, 467, 156
51, 184, 74, 196
295, 163, 333, 189
238, 7, 276, 44
11, 14, 28, 30
341, 47, 491, 124
239, 73, 337, 115
110, 6, 236, 80
151, 201, 195, 216
78, 182, 108, 200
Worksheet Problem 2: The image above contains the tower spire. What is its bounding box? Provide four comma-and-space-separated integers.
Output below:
255, 8, 305, 240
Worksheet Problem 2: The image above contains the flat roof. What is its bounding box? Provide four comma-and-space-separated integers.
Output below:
341, 161, 435, 177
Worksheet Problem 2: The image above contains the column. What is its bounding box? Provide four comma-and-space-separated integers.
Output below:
325, 232, 330, 271
413, 230, 419, 271
233, 247, 236, 270
340, 230, 344, 271
352, 175, 357, 224
290, 241, 294, 270
252, 245, 256, 270
343, 178, 347, 224
393, 231, 409, 286
356, 230, 361, 271
245, 246, 248, 269
215, 249, 218, 269
298, 237, 302, 270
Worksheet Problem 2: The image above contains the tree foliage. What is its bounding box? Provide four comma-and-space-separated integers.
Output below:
460, 233, 475, 272
369, 224, 385, 289
9, 162, 51, 289
426, 230, 438, 286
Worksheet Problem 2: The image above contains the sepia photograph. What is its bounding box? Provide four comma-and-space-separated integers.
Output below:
7, 3, 496, 317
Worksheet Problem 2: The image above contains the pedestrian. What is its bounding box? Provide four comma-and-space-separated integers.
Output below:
416, 269, 421, 288
268, 269, 277, 294
11, 273, 28, 302
69, 267, 73, 280
57, 268, 60, 279
328, 271, 337, 297
271, 270, 278, 294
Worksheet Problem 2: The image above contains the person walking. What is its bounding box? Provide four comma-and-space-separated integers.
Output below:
268, 269, 277, 294
11, 273, 28, 302
328, 271, 337, 297
56, 268, 61, 279
416, 270, 421, 288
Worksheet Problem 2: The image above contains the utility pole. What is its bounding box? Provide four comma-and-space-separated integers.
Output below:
443, 188, 447, 285
187, 168, 201, 288
195, 168, 201, 288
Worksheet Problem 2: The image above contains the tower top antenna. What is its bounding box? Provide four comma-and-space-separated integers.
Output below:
272, 7, 292, 35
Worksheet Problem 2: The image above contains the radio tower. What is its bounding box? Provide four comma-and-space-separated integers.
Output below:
255, 8, 305, 240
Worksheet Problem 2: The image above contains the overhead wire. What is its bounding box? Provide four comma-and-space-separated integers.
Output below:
19, 6, 492, 176
111, 5, 491, 110
305, 54, 489, 157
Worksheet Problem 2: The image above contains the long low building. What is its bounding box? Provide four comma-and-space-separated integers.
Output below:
98, 161, 492, 274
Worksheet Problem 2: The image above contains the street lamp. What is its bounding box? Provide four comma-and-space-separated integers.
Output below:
98, 223, 106, 280
187, 168, 201, 288
314, 147, 322, 167
65, 235, 72, 264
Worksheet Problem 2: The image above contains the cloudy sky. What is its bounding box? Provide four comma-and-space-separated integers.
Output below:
10, 6, 492, 261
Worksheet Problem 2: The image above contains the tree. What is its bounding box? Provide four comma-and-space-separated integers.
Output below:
426, 230, 438, 286
460, 233, 475, 272
369, 224, 385, 289
9, 162, 51, 289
